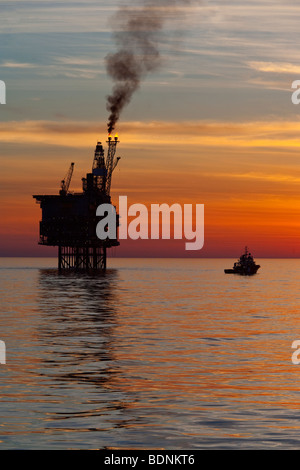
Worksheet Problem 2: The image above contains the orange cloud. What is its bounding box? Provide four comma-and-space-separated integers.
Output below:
2, 119, 300, 149
248, 61, 300, 74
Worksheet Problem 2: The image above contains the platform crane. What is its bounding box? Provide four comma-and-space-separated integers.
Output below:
60, 162, 74, 195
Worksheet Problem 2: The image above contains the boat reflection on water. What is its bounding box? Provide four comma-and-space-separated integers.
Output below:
224, 247, 260, 275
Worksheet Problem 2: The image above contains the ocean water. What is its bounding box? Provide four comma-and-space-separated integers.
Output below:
0, 257, 300, 449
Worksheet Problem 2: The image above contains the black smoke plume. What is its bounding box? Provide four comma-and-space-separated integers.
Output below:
106, 0, 194, 134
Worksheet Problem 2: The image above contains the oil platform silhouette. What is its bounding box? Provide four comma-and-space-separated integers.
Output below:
33, 135, 120, 271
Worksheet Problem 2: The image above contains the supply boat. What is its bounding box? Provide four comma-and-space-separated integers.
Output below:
224, 247, 260, 275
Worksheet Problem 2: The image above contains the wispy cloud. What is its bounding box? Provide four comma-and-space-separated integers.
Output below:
206, 171, 300, 185
54, 57, 100, 66
0, 1, 118, 33
1, 119, 300, 149
1, 61, 37, 69
0, 58, 105, 79
248, 61, 300, 75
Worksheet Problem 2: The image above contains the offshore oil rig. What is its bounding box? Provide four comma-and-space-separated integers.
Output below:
33, 135, 120, 271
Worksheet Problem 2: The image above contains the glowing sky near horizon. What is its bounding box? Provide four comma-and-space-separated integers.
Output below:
2, 0, 300, 257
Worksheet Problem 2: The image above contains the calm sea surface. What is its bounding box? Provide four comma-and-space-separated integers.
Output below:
1, 257, 300, 449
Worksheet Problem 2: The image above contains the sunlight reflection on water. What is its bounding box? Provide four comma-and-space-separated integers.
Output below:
0, 258, 300, 449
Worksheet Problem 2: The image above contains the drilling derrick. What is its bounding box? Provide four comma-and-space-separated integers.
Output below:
33, 137, 120, 271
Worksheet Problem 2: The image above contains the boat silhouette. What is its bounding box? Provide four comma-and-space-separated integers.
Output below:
224, 247, 260, 275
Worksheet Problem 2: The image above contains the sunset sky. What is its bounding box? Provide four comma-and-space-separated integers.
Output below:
2, 0, 300, 257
